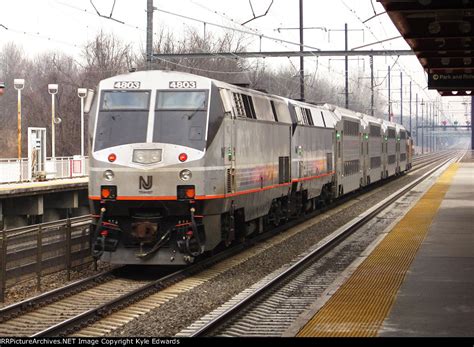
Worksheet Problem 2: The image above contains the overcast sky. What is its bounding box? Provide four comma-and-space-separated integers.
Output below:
0, 0, 470, 123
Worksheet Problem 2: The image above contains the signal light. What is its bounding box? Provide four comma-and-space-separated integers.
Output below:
108, 153, 117, 162
185, 187, 195, 199
101, 185, 117, 200
179, 153, 188, 162
177, 185, 195, 200
101, 188, 111, 198
100, 230, 109, 237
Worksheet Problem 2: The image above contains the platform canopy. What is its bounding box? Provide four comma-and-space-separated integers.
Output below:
378, 0, 474, 96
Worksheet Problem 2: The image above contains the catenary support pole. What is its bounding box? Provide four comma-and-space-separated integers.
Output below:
345, 23, 349, 109
146, 0, 154, 69
299, 0, 305, 101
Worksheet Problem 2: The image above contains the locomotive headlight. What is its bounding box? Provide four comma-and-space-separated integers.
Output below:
103, 170, 115, 181
133, 149, 162, 164
179, 169, 192, 181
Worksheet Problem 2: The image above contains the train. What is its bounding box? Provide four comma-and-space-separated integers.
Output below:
87, 70, 413, 265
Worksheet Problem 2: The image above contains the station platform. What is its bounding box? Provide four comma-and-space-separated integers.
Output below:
0, 177, 88, 199
0, 177, 89, 229
291, 152, 474, 337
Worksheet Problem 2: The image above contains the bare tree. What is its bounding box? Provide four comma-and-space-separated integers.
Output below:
81, 30, 135, 86
0, 43, 29, 157
148, 28, 252, 84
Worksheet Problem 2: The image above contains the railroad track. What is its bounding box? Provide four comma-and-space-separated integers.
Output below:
0, 151, 460, 337
178, 151, 465, 336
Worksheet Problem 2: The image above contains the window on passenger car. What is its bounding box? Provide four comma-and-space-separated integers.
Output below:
343, 120, 359, 136
370, 125, 380, 137
343, 159, 360, 176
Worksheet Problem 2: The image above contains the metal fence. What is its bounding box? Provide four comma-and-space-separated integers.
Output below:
0, 156, 88, 184
0, 216, 92, 302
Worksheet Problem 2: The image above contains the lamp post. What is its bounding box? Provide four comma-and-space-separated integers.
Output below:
78, 88, 87, 157
14, 79, 25, 160
48, 84, 58, 158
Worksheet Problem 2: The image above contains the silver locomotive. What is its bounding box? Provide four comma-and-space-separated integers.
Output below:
87, 70, 412, 265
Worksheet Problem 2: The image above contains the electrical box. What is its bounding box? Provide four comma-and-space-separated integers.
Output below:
28, 127, 47, 180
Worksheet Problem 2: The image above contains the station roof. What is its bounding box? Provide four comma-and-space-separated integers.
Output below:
378, 0, 474, 96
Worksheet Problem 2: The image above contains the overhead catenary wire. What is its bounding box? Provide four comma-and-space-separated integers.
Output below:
0, 23, 80, 49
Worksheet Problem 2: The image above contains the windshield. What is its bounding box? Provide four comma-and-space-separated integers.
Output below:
154, 90, 208, 150
101, 90, 150, 110
156, 91, 207, 110
94, 91, 150, 151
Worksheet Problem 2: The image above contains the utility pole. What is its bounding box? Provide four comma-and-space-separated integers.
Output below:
345, 23, 349, 109
370, 55, 374, 117
388, 65, 391, 121
146, 0, 154, 70
429, 102, 432, 152
415, 93, 418, 147
421, 99, 424, 154
299, 0, 305, 101
432, 103, 435, 151
409, 81, 412, 136
400, 72, 403, 126
433, 101, 436, 151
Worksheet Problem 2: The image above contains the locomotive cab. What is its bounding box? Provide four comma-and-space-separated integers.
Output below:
88, 71, 218, 265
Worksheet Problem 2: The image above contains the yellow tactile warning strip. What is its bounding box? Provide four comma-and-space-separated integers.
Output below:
297, 163, 459, 337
